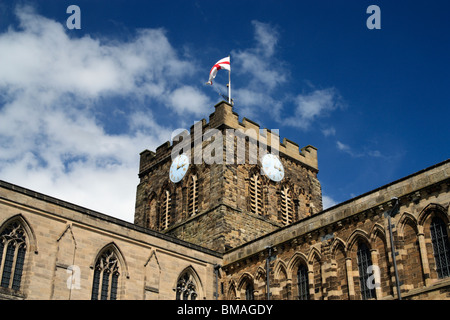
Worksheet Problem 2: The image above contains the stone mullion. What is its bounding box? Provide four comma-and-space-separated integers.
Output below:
345, 257, 356, 299
286, 279, 292, 300
307, 268, 315, 299
97, 269, 104, 300
106, 269, 113, 300
370, 249, 382, 299
0, 239, 9, 282
417, 225, 432, 286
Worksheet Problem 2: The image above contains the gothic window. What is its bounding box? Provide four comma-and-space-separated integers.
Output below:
280, 187, 294, 225
297, 264, 309, 300
357, 242, 376, 300
0, 220, 27, 291
245, 282, 254, 300
175, 272, 197, 300
249, 174, 263, 215
430, 217, 450, 279
91, 248, 120, 300
188, 175, 199, 216
160, 190, 172, 230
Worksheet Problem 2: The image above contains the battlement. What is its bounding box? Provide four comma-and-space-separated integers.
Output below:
139, 101, 318, 176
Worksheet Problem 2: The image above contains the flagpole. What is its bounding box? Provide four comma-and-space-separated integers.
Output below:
228, 55, 231, 104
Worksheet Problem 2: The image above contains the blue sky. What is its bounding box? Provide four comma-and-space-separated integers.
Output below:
0, 0, 449, 222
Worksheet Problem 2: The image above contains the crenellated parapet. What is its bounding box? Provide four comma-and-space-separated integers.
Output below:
138, 101, 319, 177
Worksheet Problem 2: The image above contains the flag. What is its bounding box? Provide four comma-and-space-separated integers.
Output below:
206, 56, 230, 85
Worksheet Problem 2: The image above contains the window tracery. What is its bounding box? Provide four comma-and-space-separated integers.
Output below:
91, 248, 120, 300
0, 221, 27, 291
175, 272, 197, 300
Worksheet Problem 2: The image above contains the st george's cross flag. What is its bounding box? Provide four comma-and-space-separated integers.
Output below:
206, 56, 230, 85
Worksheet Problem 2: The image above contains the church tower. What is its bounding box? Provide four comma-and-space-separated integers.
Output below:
134, 101, 322, 252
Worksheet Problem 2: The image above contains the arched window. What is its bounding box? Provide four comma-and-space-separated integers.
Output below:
188, 175, 199, 216
91, 248, 120, 300
430, 217, 450, 279
357, 242, 376, 300
160, 190, 172, 230
245, 282, 254, 300
0, 220, 27, 291
249, 174, 263, 215
280, 187, 294, 225
297, 264, 309, 300
176, 272, 198, 300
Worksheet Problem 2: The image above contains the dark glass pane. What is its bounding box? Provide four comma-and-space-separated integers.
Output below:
297, 265, 309, 300
357, 242, 376, 300
1, 243, 15, 288
12, 246, 25, 290
101, 271, 110, 300
0, 241, 4, 267
431, 217, 450, 279
245, 283, 254, 300
110, 273, 119, 300
91, 269, 100, 300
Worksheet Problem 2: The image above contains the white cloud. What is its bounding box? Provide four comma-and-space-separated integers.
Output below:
0, 5, 209, 222
337, 141, 351, 153
322, 127, 336, 137
322, 195, 337, 209
252, 20, 279, 57
168, 85, 212, 116
283, 88, 342, 130
232, 21, 287, 92
337, 140, 384, 159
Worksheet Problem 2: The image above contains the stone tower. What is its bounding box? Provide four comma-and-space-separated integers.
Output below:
134, 101, 322, 252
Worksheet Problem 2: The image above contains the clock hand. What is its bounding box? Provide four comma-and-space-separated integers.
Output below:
177, 162, 185, 169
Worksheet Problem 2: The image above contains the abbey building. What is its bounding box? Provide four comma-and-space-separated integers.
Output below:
0, 101, 449, 300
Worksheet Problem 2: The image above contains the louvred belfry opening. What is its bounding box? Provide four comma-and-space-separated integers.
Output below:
250, 174, 263, 215
188, 175, 199, 216
160, 190, 171, 230
281, 187, 294, 225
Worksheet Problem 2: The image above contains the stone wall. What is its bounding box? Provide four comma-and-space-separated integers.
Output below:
0, 180, 221, 300
221, 159, 450, 300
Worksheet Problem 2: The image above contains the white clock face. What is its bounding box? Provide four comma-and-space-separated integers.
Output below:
261, 154, 284, 182
170, 154, 189, 183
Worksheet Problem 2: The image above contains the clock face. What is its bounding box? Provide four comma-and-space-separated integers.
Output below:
170, 154, 189, 183
261, 154, 284, 182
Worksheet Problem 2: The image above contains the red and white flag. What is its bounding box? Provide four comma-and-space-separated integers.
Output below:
206, 56, 230, 85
